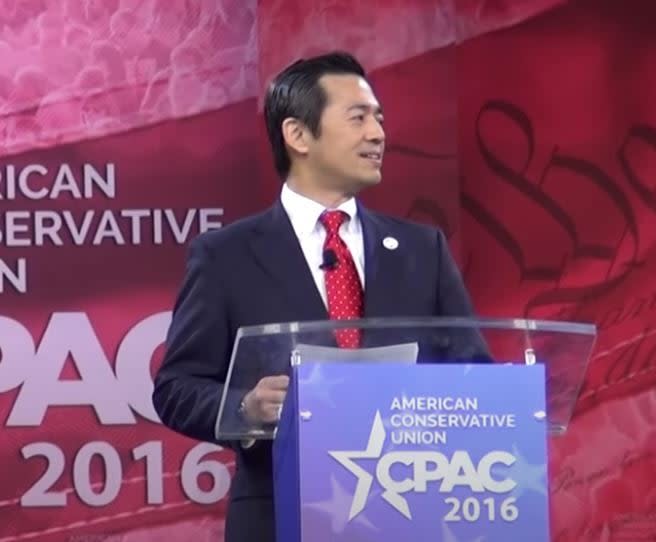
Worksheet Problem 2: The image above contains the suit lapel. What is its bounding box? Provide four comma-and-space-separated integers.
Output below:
249, 201, 328, 322
360, 205, 406, 317
248, 200, 406, 322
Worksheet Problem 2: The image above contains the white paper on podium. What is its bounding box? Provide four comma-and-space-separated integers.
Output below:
293, 342, 419, 364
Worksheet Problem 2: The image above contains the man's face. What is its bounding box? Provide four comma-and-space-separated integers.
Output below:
304, 73, 385, 193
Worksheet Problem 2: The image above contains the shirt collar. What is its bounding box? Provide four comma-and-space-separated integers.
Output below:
281, 183, 359, 237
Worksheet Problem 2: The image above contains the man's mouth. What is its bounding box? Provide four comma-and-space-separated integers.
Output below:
359, 151, 382, 162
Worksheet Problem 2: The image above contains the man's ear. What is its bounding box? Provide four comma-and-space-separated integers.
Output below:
281, 117, 310, 156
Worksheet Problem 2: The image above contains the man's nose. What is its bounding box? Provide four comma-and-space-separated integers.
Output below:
366, 117, 385, 143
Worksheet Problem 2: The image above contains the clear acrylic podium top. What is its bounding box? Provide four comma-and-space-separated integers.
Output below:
214, 317, 596, 441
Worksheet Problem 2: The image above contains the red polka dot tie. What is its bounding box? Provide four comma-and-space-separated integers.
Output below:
319, 210, 363, 348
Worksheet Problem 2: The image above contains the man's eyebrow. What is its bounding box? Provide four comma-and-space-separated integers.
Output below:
346, 103, 384, 115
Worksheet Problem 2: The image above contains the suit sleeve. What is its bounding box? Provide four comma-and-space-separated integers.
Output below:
152, 235, 233, 444
435, 229, 493, 362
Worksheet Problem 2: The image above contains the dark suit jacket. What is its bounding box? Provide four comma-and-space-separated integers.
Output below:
152, 199, 488, 536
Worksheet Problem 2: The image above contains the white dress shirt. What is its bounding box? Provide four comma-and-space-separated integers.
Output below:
280, 183, 365, 307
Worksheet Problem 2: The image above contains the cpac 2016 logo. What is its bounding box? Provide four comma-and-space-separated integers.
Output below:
329, 411, 516, 520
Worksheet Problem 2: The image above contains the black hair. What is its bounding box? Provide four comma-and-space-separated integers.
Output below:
263, 51, 367, 179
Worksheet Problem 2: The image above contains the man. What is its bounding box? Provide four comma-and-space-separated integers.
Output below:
153, 51, 486, 542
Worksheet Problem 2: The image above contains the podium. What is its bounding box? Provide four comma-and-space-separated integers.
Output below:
214, 317, 596, 541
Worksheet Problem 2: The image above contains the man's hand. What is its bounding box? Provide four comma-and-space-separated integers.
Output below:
241, 375, 289, 424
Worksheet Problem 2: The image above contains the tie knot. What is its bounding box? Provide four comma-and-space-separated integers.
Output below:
319, 210, 348, 236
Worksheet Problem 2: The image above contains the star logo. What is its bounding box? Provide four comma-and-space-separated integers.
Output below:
327, 410, 387, 520
328, 410, 416, 521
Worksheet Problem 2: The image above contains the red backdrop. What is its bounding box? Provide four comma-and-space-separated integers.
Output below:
1, 1, 655, 540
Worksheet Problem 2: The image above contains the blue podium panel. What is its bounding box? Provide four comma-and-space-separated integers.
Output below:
274, 363, 549, 542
